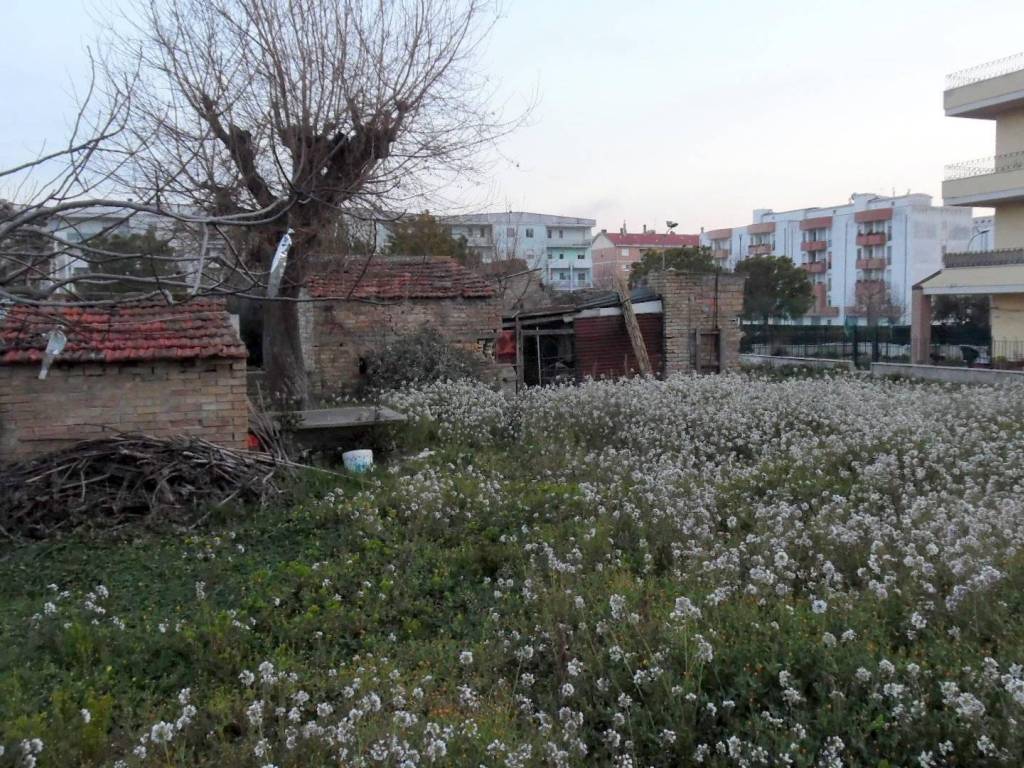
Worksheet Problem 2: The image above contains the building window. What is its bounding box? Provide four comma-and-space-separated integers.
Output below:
547, 228, 553, 238
559, 229, 564, 239
506, 226, 515, 237
621, 248, 629, 257
886, 245, 892, 264
577, 253, 585, 260
525, 228, 534, 238
857, 248, 862, 259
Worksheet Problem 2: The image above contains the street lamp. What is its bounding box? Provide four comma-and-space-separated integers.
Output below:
966, 228, 990, 253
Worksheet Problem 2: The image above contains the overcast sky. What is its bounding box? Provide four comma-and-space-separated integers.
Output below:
2, 0, 1023, 233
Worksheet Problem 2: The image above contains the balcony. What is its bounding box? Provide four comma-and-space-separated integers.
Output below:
748, 244, 773, 256
802, 261, 827, 274
945, 52, 1024, 118
800, 240, 828, 252
856, 233, 887, 247
943, 151, 1024, 207
857, 258, 887, 271
547, 242, 591, 250
548, 279, 593, 292
943, 248, 1024, 268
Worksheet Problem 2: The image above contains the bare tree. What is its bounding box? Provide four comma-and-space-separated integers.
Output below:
854, 279, 905, 326
1, 0, 520, 406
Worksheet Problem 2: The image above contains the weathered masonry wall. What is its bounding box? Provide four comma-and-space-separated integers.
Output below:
0, 359, 248, 461
302, 297, 503, 394
647, 271, 746, 374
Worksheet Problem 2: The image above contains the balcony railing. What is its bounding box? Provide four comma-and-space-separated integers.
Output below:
946, 52, 1024, 90
856, 233, 887, 247
801, 261, 827, 274
943, 248, 1024, 268
800, 240, 828, 252
945, 150, 1024, 181
856, 258, 887, 271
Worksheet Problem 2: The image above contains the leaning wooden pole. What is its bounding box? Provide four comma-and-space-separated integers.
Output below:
616, 274, 652, 375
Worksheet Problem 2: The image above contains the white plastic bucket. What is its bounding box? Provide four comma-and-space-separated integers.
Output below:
342, 449, 374, 473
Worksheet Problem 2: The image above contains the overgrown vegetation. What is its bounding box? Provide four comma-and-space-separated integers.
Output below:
3, 374, 1024, 766
360, 326, 486, 394
629, 245, 717, 286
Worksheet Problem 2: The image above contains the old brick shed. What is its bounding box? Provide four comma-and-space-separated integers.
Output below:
0, 300, 248, 461
505, 270, 746, 385
300, 259, 503, 394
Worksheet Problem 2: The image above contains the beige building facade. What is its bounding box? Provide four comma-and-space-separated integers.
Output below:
913, 53, 1024, 363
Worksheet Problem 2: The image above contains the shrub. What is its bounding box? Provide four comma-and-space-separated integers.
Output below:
361, 325, 485, 393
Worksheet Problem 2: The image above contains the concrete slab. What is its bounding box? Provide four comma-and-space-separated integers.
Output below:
286, 407, 407, 431
871, 362, 1024, 384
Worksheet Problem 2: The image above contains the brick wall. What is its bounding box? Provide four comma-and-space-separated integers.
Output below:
648, 271, 746, 374
0, 358, 248, 462
301, 297, 503, 394
575, 313, 664, 379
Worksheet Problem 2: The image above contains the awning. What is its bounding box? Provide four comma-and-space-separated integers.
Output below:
919, 264, 1024, 295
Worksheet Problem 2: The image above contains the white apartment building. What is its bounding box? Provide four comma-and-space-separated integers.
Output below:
444, 212, 596, 291
47, 204, 226, 285
700, 193, 974, 324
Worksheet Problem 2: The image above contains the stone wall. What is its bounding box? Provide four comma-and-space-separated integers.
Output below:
301, 297, 503, 395
0, 359, 248, 462
647, 271, 746, 374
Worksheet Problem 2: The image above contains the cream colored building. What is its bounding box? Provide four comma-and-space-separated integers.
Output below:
913, 53, 1024, 362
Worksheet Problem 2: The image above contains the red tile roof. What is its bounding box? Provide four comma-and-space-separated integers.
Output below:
307, 259, 496, 300
604, 232, 700, 248
0, 299, 247, 365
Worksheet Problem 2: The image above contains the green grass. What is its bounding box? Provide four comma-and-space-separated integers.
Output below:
3, 374, 1024, 766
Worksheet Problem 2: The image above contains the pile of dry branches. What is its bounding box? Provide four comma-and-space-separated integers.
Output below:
0, 434, 286, 541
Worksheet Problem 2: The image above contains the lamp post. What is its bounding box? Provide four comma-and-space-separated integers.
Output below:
966, 228, 990, 253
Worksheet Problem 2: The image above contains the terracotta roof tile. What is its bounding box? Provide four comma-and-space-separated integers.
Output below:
307, 259, 496, 300
604, 232, 700, 248
0, 299, 247, 365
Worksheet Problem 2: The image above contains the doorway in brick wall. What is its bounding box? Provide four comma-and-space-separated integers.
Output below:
694, 330, 721, 374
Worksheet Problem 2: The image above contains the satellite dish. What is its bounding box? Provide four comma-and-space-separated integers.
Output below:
666, 221, 679, 230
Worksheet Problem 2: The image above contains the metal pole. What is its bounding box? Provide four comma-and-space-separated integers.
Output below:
536, 335, 542, 386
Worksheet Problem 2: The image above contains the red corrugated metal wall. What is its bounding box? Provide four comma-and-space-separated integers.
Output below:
575, 314, 664, 380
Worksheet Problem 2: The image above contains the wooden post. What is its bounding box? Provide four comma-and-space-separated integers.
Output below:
535, 334, 542, 385
515, 315, 524, 392
616, 274, 652, 375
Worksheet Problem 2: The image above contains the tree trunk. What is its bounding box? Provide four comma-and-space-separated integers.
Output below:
262, 292, 308, 409
262, 227, 310, 409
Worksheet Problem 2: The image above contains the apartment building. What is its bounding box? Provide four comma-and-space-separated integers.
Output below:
590, 227, 701, 288
915, 52, 1024, 357
700, 194, 973, 324
47, 204, 227, 287
444, 212, 596, 291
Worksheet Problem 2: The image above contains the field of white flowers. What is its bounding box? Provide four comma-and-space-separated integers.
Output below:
3, 373, 1024, 767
